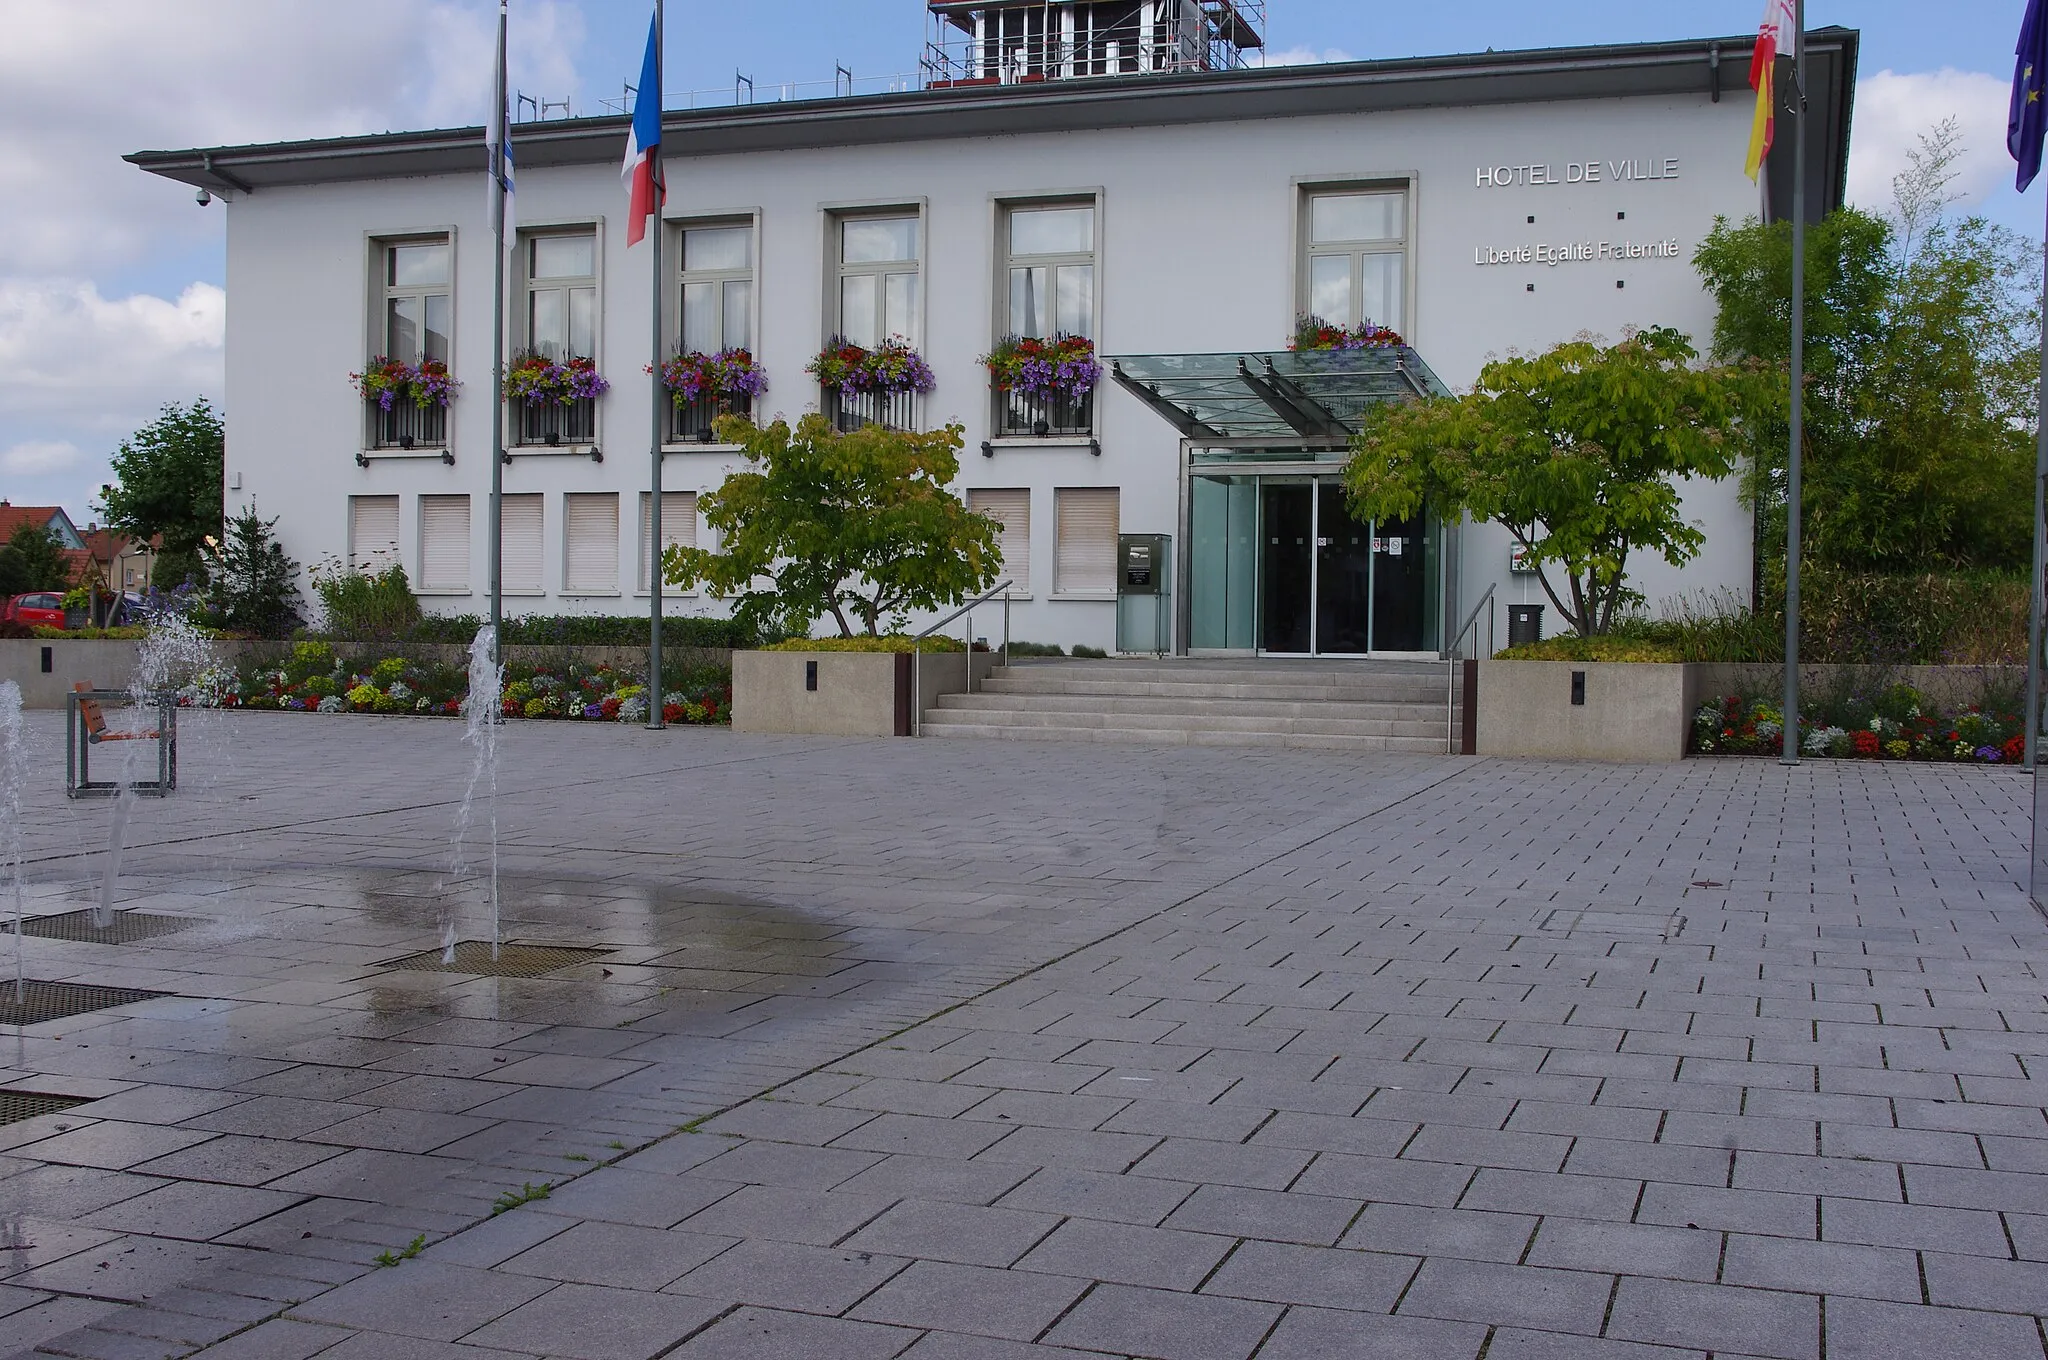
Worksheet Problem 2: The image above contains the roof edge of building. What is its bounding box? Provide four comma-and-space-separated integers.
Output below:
128, 26, 1858, 212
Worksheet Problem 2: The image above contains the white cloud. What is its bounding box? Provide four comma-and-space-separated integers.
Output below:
0, 0, 582, 516
0, 441, 81, 475
1847, 68, 2011, 213
1258, 45, 1356, 67
0, 0, 584, 278
0, 280, 223, 423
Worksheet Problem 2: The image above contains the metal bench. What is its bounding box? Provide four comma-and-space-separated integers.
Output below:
65, 684, 177, 798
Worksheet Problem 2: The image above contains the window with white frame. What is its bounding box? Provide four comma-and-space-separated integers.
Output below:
679, 225, 753, 354
348, 495, 400, 571
563, 492, 620, 594
524, 231, 596, 361
638, 491, 697, 592
835, 213, 920, 347
1302, 188, 1407, 331
381, 238, 452, 364
1003, 203, 1094, 340
501, 493, 544, 594
1053, 487, 1118, 597
417, 495, 471, 593
968, 489, 1031, 597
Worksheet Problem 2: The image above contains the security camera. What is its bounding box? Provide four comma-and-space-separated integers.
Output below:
195, 187, 212, 206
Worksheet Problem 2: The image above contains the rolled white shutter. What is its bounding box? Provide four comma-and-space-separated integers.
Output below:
417, 495, 470, 592
1054, 487, 1117, 596
348, 496, 400, 571
638, 491, 697, 591
564, 492, 619, 593
501, 494, 544, 593
969, 488, 1030, 596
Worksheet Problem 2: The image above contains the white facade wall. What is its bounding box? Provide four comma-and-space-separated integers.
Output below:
222, 87, 1759, 649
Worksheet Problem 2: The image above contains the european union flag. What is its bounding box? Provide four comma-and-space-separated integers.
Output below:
2013, 0, 2048, 190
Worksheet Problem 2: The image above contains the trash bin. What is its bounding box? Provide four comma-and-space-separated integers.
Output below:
1507, 604, 1544, 647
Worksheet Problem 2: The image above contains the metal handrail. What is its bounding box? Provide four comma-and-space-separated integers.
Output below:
1444, 584, 1496, 754
911, 579, 1015, 737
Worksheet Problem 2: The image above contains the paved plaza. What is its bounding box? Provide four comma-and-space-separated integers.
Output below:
0, 710, 2042, 1359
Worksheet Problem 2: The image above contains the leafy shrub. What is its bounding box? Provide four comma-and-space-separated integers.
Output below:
311, 560, 422, 641
402, 614, 764, 648
0, 620, 36, 639
764, 635, 966, 653
1005, 641, 1065, 657
1495, 636, 1681, 662
1071, 645, 1109, 659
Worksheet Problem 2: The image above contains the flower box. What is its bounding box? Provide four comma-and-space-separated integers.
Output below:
658, 349, 765, 442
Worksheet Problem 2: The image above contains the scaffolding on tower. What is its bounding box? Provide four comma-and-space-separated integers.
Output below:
922, 0, 1265, 88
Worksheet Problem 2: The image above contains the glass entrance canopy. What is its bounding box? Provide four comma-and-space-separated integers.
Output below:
1107, 346, 1451, 444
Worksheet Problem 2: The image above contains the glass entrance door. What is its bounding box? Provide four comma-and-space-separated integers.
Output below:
1260, 481, 1313, 653
1188, 470, 1437, 657
1315, 482, 1372, 654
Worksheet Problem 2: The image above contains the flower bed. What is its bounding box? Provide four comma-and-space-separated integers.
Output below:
351, 356, 458, 409
980, 335, 1100, 399
178, 641, 729, 726
502, 352, 610, 405
657, 348, 767, 403
1291, 316, 1405, 351
1694, 689, 2024, 763
806, 336, 935, 397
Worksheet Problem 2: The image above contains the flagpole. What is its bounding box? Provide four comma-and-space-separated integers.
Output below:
488, 0, 508, 662
2026, 184, 2048, 771
645, 0, 666, 730
1779, 0, 1806, 766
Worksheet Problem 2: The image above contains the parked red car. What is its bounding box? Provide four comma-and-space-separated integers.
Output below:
2, 593, 66, 629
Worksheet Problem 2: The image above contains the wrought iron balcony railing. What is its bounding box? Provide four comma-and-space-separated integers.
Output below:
514, 398, 597, 447
670, 393, 753, 443
369, 399, 448, 450
996, 389, 1093, 438
825, 388, 918, 433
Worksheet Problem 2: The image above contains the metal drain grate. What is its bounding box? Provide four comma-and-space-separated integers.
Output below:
0, 980, 171, 1027
0, 1090, 90, 1128
3, 909, 205, 944
379, 942, 612, 978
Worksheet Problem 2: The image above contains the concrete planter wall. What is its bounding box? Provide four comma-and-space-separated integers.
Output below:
1476, 660, 1706, 762
731, 650, 995, 737
0, 639, 731, 709
1475, 661, 2025, 762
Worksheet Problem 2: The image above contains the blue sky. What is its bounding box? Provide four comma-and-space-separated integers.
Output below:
0, 0, 2033, 525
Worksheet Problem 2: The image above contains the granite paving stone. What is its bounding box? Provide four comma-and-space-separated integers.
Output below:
0, 715, 2039, 1360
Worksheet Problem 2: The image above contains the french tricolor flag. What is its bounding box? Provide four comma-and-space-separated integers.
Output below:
621, 12, 663, 246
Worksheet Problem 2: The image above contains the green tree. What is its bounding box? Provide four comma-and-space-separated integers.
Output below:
1344, 327, 1765, 637
0, 523, 76, 596
664, 414, 1004, 637
95, 399, 225, 585
1693, 121, 2039, 573
200, 504, 302, 637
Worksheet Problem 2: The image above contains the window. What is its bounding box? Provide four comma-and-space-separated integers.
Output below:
1054, 487, 1118, 597
382, 238, 451, 365
678, 225, 753, 354
968, 489, 1030, 597
524, 232, 596, 361
347, 495, 400, 571
417, 495, 471, 593
638, 491, 697, 592
371, 236, 452, 449
1004, 204, 1094, 340
563, 492, 620, 594
1303, 189, 1407, 330
835, 213, 920, 347
502, 493, 544, 594
997, 202, 1097, 435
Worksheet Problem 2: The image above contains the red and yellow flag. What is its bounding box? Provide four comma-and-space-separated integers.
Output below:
1746, 0, 1798, 180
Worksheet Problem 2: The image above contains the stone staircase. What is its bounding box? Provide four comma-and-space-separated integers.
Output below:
920, 657, 1460, 753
